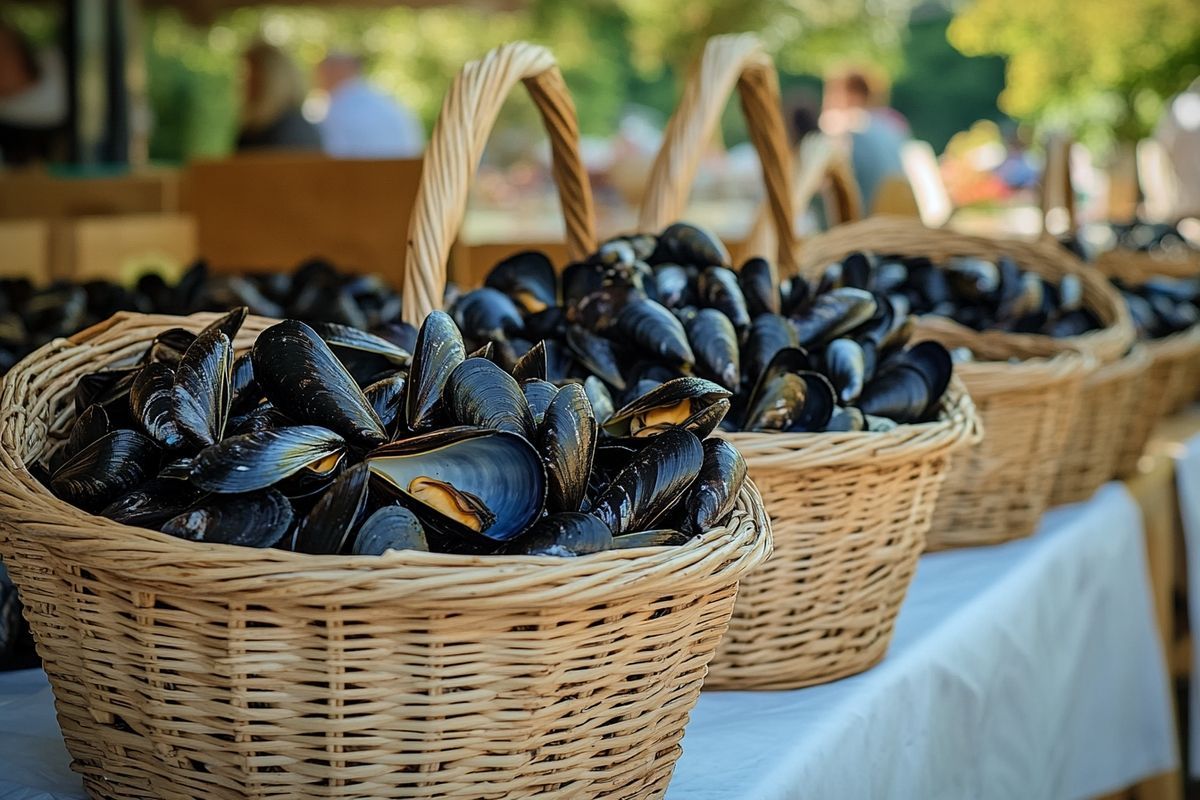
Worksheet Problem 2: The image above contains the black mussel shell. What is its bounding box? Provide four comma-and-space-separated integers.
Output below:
405, 311, 465, 432
468, 341, 496, 362
655, 264, 693, 309
743, 313, 799, 391
683, 398, 731, 439
824, 338, 867, 404
363, 373, 406, 435
227, 403, 292, 436
190, 425, 346, 493
58, 404, 111, 469
650, 222, 731, 268
352, 506, 429, 555
857, 365, 932, 424
945, 257, 1000, 303
74, 368, 138, 425
158, 456, 195, 481
604, 377, 731, 438
826, 405, 866, 432
584, 375, 615, 423
291, 463, 371, 555
51, 430, 159, 512
1057, 275, 1084, 313
743, 369, 836, 432
170, 327, 234, 450
131, 362, 185, 450
781, 276, 812, 317
678, 438, 746, 536
871, 340, 952, 420
611, 298, 695, 368
841, 252, 875, 290
562, 261, 605, 307
229, 352, 260, 415
686, 308, 740, 391
1046, 307, 1101, 338
511, 339, 548, 382
161, 490, 293, 548
699, 266, 751, 331
252, 320, 386, 448
143, 327, 196, 367
198, 307, 248, 343
485, 250, 558, 314
539, 382, 596, 514
612, 529, 690, 549
740, 257, 780, 317
849, 293, 897, 348
567, 325, 627, 390
816, 262, 842, 295
453, 287, 523, 342
574, 283, 643, 332
790, 287, 877, 348
589, 427, 704, 536
312, 322, 411, 384
524, 307, 568, 345
374, 321, 419, 354
367, 426, 545, 543
504, 512, 612, 556
522, 379, 558, 425
444, 357, 535, 438
741, 346, 814, 428
101, 478, 203, 527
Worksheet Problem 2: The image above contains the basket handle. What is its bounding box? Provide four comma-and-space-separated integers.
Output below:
1039, 133, 1077, 234
401, 42, 597, 325
637, 34, 797, 276
739, 133, 863, 266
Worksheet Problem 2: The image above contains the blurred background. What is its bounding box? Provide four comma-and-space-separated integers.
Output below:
0, 0, 1196, 286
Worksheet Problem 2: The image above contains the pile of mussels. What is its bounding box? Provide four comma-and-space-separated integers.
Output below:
0, 259, 418, 377
40, 308, 747, 556
449, 223, 957, 434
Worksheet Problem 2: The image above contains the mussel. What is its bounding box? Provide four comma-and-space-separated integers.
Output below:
161, 489, 293, 548
504, 512, 613, 556
51, 430, 159, 511
443, 357, 535, 439
539, 382, 596, 513
189, 425, 346, 493
405, 310, 465, 432
686, 308, 740, 391
604, 377, 731, 438
611, 298, 695, 368
485, 250, 557, 314
790, 287, 877, 347
589, 427, 704, 536
677, 438, 746, 536
291, 463, 371, 554
352, 506, 429, 555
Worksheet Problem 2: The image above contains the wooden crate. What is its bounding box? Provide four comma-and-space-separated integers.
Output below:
0, 219, 51, 283
62, 213, 197, 283
0, 170, 180, 220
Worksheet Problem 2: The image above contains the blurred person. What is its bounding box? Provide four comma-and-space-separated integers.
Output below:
1155, 77, 1200, 218
237, 42, 321, 153
783, 88, 821, 145
0, 20, 67, 166
315, 52, 422, 158
821, 67, 908, 209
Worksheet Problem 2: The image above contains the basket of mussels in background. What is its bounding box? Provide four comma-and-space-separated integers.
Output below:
795, 217, 1113, 549
622, 35, 978, 691
0, 43, 772, 800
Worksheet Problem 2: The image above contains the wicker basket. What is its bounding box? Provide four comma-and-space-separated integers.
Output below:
800, 217, 1137, 509
0, 44, 773, 800
639, 36, 978, 690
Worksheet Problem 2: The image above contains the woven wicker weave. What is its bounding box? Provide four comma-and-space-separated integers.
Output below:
0, 310, 770, 800
639, 37, 978, 689
0, 43, 773, 800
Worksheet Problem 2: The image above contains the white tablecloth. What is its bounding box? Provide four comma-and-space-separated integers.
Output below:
1175, 432, 1200, 777
0, 485, 1177, 800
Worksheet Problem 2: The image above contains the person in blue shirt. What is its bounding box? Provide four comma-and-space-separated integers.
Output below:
316, 52, 423, 159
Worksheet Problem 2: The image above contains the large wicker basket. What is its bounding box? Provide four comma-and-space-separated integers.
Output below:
639, 36, 978, 690
800, 217, 1137, 510
0, 44, 772, 800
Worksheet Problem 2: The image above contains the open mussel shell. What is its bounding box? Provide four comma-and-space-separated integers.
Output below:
131, 362, 185, 450
51, 430, 159, 512
367, 426, 546, 544
101, 478, 202, 527
189, 425, 346, 493
823, 338, 867, 404
352, 506, 429, 555
742, 348, 835, 432
171, 327, 234, 450
252, 320, 386, 448
161, 489, 293, 548
686, 308, 740, 391
405, 310, 465, 432
650, 222, 731, 268
604, 377, 731, 438
504, 512, 613, 557
538, 382, 596, 514
589, 427, 704, 537
790, 287, 877, 348
612, 529, 691, 549
740, 257, 780, 316
291, 463, 371, 555
567, 325, 627, 390
612, 298, 695, 368
678, 438, 746, 536
444, 357, 535, 439
485, 250, 558, 314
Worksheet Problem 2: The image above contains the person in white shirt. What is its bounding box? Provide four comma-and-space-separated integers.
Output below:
315, 53, 423, 159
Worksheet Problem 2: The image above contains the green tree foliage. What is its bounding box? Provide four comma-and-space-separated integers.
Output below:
949, 0, 1200, 145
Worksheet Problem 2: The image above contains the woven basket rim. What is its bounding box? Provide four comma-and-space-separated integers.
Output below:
0, 311, 772, 606
795, 216, 1136, 364
1094, 246, 1200, 282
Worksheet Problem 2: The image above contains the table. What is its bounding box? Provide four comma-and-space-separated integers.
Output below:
0, 485, 1178, 800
